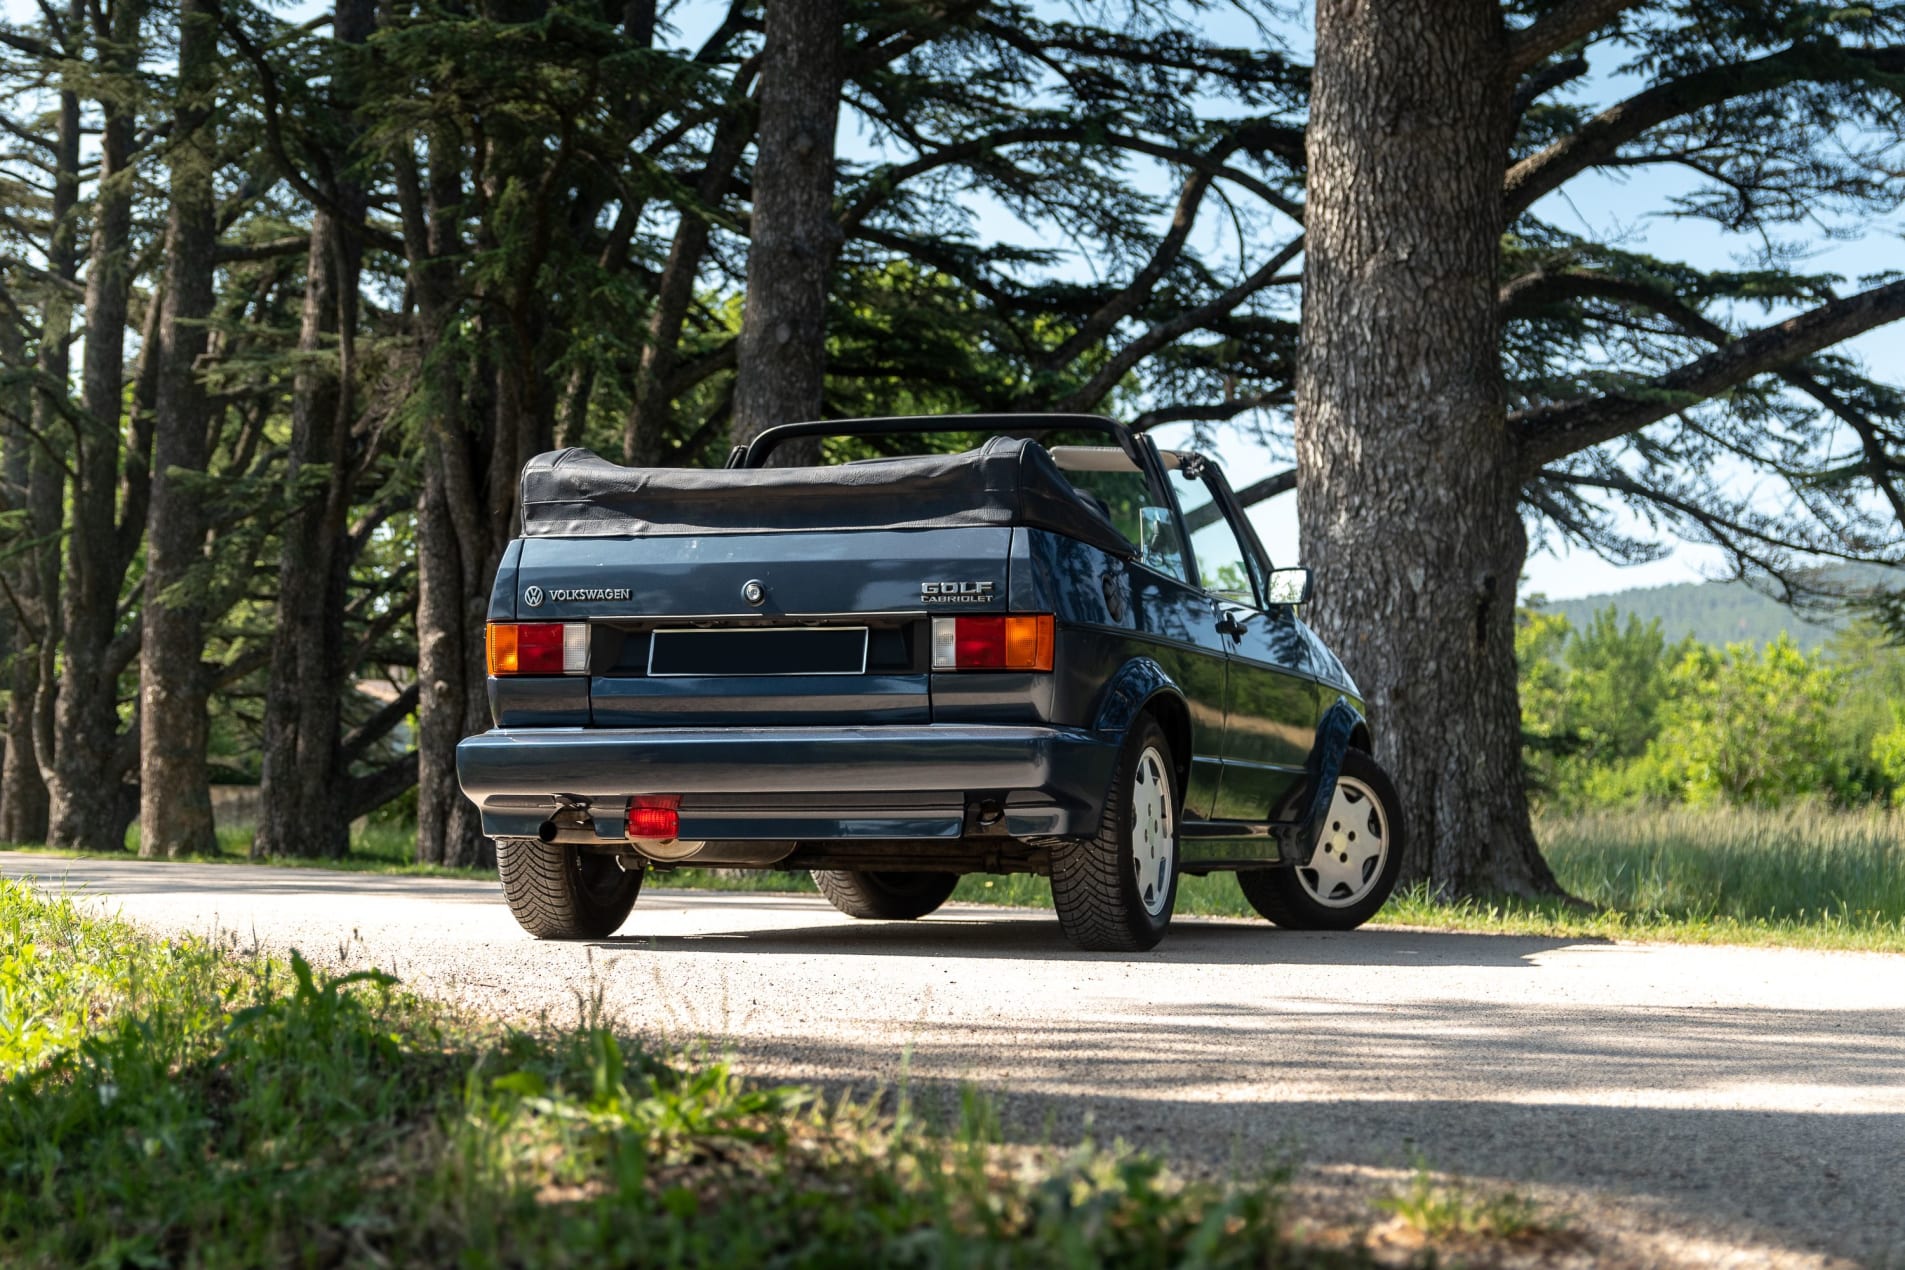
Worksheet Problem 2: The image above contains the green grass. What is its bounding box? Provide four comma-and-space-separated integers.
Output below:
11, 818, 490, 878
0, 877, 1418, 1267
8, 805, 1903, 952
1375, 1161, 1556, 1243
669, 805, 1905, 952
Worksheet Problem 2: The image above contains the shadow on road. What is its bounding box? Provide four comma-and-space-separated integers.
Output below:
706, 1003, 1905, 1266
597, 912, 1608, 969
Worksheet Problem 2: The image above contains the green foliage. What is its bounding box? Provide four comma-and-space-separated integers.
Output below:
1377, 1162, 1553, 1242
1518, 606, 1905, 809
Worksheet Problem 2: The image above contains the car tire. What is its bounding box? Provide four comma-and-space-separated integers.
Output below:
1049, 714, 1180, 951
812, 870, 959, 920
496, 837, 642, 939
1238, 748, 1405, 931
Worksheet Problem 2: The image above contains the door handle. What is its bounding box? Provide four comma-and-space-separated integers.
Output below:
1216, 611, 1248, 639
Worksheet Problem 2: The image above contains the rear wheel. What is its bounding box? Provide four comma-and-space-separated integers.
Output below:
812, 869, 959, 920
1049, 714, 1180, 951
1238, 748, 1404, 931
496, 837, 642, 939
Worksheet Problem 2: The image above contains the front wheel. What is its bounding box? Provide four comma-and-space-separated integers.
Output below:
812, 869, 958, 920
496, 837, 642, 939
1237, 748, 1404, 931
1049, 714, 1180, 951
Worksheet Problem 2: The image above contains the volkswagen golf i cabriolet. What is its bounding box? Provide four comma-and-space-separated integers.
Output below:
457, 414, 1403, 950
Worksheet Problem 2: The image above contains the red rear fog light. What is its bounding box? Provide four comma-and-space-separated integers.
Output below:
626, 796, 681, 840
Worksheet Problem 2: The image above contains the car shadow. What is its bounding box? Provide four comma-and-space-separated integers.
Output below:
596, 909, 1608, 969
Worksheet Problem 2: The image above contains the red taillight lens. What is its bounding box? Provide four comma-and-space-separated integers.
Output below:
930, 615, 1055, 671
486, 622, 588, 675
626, 796, 680, 840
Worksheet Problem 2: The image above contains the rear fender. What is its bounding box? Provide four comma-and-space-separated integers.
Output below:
1090, 657, 1184, 740
1089, 657, 1194, 805
1279, 697, 1364, 867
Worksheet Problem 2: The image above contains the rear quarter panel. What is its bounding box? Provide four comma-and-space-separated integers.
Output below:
1012, 528, 1226, 818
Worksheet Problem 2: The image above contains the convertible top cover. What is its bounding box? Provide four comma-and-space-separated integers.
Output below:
517, 437, 1136, 555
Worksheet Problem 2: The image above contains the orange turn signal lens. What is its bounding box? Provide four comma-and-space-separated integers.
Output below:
487, 622, 520, 674
1002, 614, 1055, 670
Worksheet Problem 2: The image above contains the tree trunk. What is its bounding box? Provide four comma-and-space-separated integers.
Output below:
0, 59, 74, 845
730, 0, 842, 449
401, 132, 499, 871
253, 0, 375, 860
1294, 0, 1561, 897
414, 448, 495, 870
46, 0, 144, 852
139, 0, 220, 858
623, 115, 749, 464
0, 298, 43, 843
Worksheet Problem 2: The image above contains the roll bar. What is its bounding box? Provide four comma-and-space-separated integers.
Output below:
732, 413, 1150, 472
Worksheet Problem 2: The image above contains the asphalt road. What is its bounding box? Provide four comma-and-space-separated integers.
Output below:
7, 852, 1903, 1267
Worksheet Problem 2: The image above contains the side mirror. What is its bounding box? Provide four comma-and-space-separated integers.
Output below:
1266, 566, 1312, 606
1138, 506, 1187, 580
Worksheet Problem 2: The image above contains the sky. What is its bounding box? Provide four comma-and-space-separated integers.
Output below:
6, 0, 1901, 601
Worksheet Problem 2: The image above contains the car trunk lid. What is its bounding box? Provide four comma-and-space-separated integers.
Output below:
514, 527, 1012, 726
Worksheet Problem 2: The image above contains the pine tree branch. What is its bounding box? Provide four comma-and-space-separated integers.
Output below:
1505, 0, 1641, 78
1541, 467, 1884, 566
1040, 167, 1214, 373
1513, 276, 1905, 470
1503, 41, 1905, 219
1503, 266, 1905, 524
1512, 53, 1589, 118
1054, 234, 1304, 412
1130, 392, 1291, 432
1215, 466, 1296, 512
341, 681, 419, 763
345, 750, 417, 820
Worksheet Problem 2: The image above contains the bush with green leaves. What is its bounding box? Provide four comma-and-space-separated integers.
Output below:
1520, 608, 1901, 809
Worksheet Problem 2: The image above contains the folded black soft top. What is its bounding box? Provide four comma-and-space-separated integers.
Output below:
517, 437, 1137, 556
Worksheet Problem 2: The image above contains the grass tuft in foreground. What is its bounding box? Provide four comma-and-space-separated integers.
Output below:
1376, 1162, 1557, 1243
2, 878, 1404, 1267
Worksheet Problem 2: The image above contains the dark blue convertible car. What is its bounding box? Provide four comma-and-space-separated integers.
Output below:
457, 414, 1403, 950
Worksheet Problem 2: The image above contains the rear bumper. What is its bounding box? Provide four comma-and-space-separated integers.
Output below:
456, 724, 1120, 842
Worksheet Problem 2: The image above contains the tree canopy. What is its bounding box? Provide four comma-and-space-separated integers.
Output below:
1, 0, 1902, 885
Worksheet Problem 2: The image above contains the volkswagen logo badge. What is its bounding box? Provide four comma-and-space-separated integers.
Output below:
523, 585, 544, 607
741, 579, 765, 606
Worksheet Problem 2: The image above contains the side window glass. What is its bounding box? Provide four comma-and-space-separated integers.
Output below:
1167, 465, 1257, 603
1065, 465, 1192, 584
1138, 506, 1188, 580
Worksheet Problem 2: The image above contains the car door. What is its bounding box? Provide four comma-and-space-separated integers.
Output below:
1162, 458, 1320, 825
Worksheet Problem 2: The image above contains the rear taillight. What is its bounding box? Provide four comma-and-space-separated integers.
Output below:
486, 622, 588, 675
626, 795, 680, 840
930, 614, 1055, 671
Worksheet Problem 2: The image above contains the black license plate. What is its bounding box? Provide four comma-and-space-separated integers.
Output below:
646, 626, 870, 677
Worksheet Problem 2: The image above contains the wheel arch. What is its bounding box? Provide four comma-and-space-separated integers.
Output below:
1278, 697, 1368, 867
1090, 656, 1192, 802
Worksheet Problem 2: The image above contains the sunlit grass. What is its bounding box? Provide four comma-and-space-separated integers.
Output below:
669, 806, 1905, 952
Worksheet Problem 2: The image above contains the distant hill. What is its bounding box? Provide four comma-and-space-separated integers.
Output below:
1528, 570, 1901, 650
